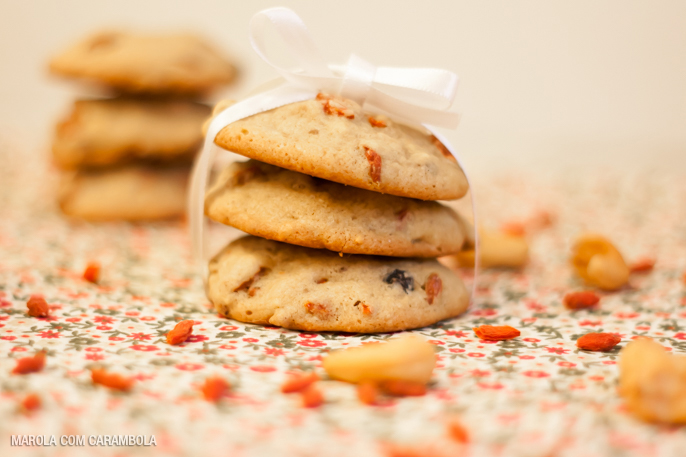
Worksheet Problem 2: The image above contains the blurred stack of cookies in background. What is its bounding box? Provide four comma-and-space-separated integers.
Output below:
49, 31, 237, 221
202, 93, 474, 333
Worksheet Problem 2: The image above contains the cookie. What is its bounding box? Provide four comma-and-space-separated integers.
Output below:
59, 165, 189, 221
205, 160, 467, 257
53, 98, 210, 170
208, 236, 470, 333
49, 31, 236, 95
212, 94, 468, 201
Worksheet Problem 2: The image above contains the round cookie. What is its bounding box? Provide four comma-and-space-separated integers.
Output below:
59, 165, 189, 221
53, 98, 210, 170
205, 160, 467, 257
212, 94, 468, 201
49, 31, 236, 95
208, 236, 470, 333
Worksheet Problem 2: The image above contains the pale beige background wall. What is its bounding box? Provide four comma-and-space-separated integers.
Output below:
1, 0, 685, 173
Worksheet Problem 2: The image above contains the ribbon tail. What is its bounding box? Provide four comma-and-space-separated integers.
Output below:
188, 85, 318, 281
423, 125, 478, 309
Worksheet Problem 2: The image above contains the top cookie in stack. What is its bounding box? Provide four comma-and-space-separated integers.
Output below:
49, 31, 236, 221
205, 93, 471, 333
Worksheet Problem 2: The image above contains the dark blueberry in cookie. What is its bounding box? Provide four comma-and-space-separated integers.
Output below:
384, 269, 415, 293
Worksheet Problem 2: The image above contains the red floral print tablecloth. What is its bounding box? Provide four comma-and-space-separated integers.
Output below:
2, 142, 686, 457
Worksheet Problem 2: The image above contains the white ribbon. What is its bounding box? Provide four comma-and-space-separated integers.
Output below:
189, 7, 479, 305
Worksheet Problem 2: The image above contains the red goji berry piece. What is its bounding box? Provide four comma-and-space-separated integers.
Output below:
26, 295, 49, 318
447, 418, 470, 444
424, 273, 443, 305
12, 351, 46, 375
379, 380, 427, 397
300, 385, 324, 408
473, 325, 521, 341
166, 320, 194, 345
91, 368, 134, 391
83, 262, 100, 283
201, 376, 230, 402
280, 372, 319, 394
629, 258, 655, 274
577, 333, 621, 352
501, 222, 526, 237
563, 291, 601, 310
364, 146, 382, 183
356, 381, 380, 405
368, 116, 387, 128
430, 135, 456, 162
21, 394, 41, 412
304, 302, 329, 319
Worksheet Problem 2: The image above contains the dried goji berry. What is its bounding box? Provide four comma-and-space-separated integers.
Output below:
563, 291, 600, 310
304, 302, 329, 318
424, 273, 442, 305
166, 320, 194, 345
431, 135, 456, 161
364, 146, 382, 183
233, 267, 269, 296
12, 351, 46, 375
528, 210, 554, 230
473, 325, 521, 341
577, 333, 621, 352
379, 380, 427, 397
83, 262, 100, 283
201, 376, 230, 402
300, 385, 324, 408
629, 258, 655, 274
91, 368, 134, 391
26, 295, 49, 318
357, 381, 380, 405
368, 116, 387, 128
501, 222, 526, 237
21, 394, 41, 412
382, 443, 442, 457
317, 93, 355, 119
281, 372, 319, 394
447, 418, 470, 444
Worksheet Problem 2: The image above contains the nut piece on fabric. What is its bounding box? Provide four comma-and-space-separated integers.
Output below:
619, 337, 686, 424
452, 230, 529, 269
570, 233, 629, 290
322, 335, 435, 384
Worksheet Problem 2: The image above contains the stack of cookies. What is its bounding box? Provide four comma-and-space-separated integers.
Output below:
49, 31, 237, 221
204, 93, 472, 333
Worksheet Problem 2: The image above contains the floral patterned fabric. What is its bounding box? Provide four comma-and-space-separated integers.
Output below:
2, 143, 686, 457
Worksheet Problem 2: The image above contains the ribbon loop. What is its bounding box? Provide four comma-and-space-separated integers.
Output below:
248, 7, 460, 127
339, 54, 376, 106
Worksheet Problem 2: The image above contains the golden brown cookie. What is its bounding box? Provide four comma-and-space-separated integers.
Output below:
205, 160, 466, 257
211, 94, 468, 201
53, 98, 210, 170
208, 236, 470, 333
49, 31, 236, 95
58, 165, 189, 221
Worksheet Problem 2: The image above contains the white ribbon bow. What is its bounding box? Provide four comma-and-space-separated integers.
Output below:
190, 7, 477, 289
249, 8, 461, 128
